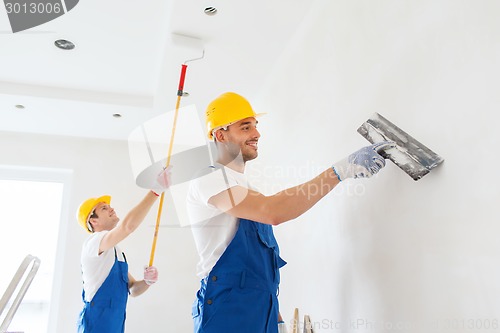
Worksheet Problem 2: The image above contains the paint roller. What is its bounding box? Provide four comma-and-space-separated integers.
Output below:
357, 113, 444, 180
147, 34, 205, 267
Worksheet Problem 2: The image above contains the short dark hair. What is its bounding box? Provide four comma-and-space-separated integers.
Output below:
87, 209, 99, 232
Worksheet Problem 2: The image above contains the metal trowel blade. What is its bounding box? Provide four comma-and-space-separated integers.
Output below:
357, 113, 444, 181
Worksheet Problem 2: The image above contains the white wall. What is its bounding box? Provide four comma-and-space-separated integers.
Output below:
2, 1, 500, 332
248, 0, 500, 331
0, 131, 199, 332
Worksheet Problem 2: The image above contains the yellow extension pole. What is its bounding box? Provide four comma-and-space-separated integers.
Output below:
148, 64, 188, 267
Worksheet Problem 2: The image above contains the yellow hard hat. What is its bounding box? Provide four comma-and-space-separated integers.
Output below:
77, 195, 111, 233
205, 92, 264, 139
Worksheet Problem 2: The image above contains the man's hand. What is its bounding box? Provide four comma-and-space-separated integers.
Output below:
144, 266, 158, 286
278, 321, 288, 333
151, 165, 172, 195
332, 141, 395, 181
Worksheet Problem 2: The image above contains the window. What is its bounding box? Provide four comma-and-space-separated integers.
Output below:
0, 166, 71, 333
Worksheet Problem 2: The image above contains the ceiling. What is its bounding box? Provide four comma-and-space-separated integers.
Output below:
0, 0, 313, 141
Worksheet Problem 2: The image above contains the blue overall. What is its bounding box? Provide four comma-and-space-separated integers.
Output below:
192, 218, 287, 333
78, 248, 129, 333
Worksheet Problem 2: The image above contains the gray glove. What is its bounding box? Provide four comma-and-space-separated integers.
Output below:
151, 165, 172, 195
332, 141, 395, 181
278, 321, 288, 333
144, 266, 158, 286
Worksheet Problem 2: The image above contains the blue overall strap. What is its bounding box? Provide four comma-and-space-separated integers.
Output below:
193, 218, 287, 333
78, 248, 129, 333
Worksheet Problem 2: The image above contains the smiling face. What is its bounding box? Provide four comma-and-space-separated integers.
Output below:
214, 117, 261, 164
88, 202, 120, 232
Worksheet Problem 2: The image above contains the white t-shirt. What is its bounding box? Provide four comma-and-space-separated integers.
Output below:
80, 230, 126, 302
186, 164, 253, 279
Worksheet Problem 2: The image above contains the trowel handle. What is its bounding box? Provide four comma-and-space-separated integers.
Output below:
373, 140, 397, 158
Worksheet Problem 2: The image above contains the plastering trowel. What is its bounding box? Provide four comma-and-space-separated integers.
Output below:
357, 113, 444, 181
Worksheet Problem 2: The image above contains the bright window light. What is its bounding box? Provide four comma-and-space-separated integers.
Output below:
0, 178, 64, 333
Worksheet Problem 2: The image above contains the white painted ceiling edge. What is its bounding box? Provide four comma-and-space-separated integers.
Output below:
0, 0, 315, 141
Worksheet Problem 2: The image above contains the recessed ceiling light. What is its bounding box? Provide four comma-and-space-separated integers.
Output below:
15, 104, 25, 109
113, 113, 122, 118
54, 39, 75, 50
204, 7, 217, 16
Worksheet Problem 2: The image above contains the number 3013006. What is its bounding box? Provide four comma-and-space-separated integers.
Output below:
5, 2, 62, 14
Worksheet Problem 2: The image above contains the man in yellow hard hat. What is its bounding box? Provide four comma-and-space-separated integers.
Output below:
77, 167, 171, 333
187, 92, 394, 333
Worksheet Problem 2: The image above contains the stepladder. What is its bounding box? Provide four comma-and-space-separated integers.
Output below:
291, 308, 314, 333
0, 255, 41, 333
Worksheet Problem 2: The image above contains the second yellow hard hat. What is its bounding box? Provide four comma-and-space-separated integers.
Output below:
205, 92, 264, 140
76, 195, 111, 233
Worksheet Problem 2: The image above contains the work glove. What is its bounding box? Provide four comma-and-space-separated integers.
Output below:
144, 266, 158, 286
332, 141, 395, 181
151, 165, 172, 196
278, 321, 288, 333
